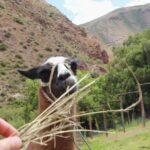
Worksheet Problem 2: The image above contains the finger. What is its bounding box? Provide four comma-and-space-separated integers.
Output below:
0, 136, 22, 150
0, 118, 18, 137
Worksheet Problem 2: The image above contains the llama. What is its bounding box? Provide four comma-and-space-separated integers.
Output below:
18, 56, 78, 150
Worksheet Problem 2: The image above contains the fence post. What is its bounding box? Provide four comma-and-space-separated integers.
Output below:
127, 111, 131, 125
112, 112, 116, 129
102, 103, 108, 137
132, 108, 135, 122
88, 114, 93, 138
120, 98, 125, 132
140, 98, 146, 127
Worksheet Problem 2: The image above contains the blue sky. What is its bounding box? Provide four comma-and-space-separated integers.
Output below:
46, 0, 150, 25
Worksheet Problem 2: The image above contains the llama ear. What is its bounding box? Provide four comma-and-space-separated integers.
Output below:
37, 64, 52, 82
17, 67, 40, 80
70, 60, 78, 75
17, 64, 52, 82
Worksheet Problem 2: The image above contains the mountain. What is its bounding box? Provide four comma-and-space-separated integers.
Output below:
0, 0, 108, 102
82, 4, 150, 50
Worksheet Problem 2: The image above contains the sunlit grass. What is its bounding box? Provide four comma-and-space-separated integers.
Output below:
81, 120, 150, 150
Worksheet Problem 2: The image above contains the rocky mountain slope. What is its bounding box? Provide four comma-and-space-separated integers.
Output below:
0, 0, 108, 102
82, 4, 150, 48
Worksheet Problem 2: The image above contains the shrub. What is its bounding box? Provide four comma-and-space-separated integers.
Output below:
30, 32, 35, 36
23, 45, 27, 49
0, 70, 6, 75
48, 12, 54, 17
0, 61, 6, 67
45, 47, 52, 52
35, 42, 39, 45
15, 54, 22, 59
38, 53, 44, 58
24, 80, 39, 123
13, 17, 24, 25
0, 43, 7, 51
19, 42, 23, 45
33, 48, 38, 52
56, 48, 60, 52
0, 4, 4, 9
4, 32, 11, 38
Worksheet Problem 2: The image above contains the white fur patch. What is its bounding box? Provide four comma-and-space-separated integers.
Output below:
44, 56, 67, 65
57, 63, 70, 77
57, 63, 77, 84
44, 56, 69, 77
43, 56, 77, 84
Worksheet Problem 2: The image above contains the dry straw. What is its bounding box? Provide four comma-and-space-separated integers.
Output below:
18, 74, 104, 149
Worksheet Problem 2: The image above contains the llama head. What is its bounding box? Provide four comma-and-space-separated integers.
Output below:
18, 56, 78, 98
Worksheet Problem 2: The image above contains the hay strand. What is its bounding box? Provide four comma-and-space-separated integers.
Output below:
19, 74, 97, 149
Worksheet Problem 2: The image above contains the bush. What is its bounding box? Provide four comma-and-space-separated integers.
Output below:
33, 48, 38, 52
35, 42, 39, 45
0, 4, 4, 9
0, 70, 6, 75
15, 54, 23, 59
38, 53, 44, 58
4, 32, 11, 38
23, 80, 39, 123
0, 43, 7, 51
48, 12, 54, 17
23, 45, 27, 49
13, 17, 24, 25
0, 61, 6, 67
45, 47, 52, 52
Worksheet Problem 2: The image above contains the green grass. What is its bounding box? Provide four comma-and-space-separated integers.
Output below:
0, 100, 37, 128
0, 103, 25, 128
81, 121, 150, 150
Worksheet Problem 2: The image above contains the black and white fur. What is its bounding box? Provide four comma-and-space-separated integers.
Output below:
18, 56, 78, 98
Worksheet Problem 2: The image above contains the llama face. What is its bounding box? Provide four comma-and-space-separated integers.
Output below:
18, 56, 78, 98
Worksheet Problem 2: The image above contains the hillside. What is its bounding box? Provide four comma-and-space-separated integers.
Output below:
0, 0, 108, 102
82, 4, 150, 49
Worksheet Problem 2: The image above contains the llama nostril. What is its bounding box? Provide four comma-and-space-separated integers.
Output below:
58, 73, 70, 80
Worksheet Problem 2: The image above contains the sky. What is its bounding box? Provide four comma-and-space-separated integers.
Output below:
46, 0, 150, 25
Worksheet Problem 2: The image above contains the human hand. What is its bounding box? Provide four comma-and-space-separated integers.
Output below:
0, 118, 22, 150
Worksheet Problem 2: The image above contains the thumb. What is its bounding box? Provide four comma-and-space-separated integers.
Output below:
0, 136, 22, 150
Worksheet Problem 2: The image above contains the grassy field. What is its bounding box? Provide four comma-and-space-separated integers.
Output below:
81, 121, 150, 150
0, 101, 37, 128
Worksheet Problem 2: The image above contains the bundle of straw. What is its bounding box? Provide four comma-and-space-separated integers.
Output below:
19, 74, 98, 149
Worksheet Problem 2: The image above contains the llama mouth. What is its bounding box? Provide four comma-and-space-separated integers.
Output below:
53, 78, 77, 96
65, 78, 77, 94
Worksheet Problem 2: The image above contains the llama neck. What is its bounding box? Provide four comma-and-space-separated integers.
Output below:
38, 87, 53, 113
35, 87, 76, 150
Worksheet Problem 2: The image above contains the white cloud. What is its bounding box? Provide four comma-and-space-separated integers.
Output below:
64, 0, 115, 25
63, 0, 150, 25
126, 0, 150, 7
